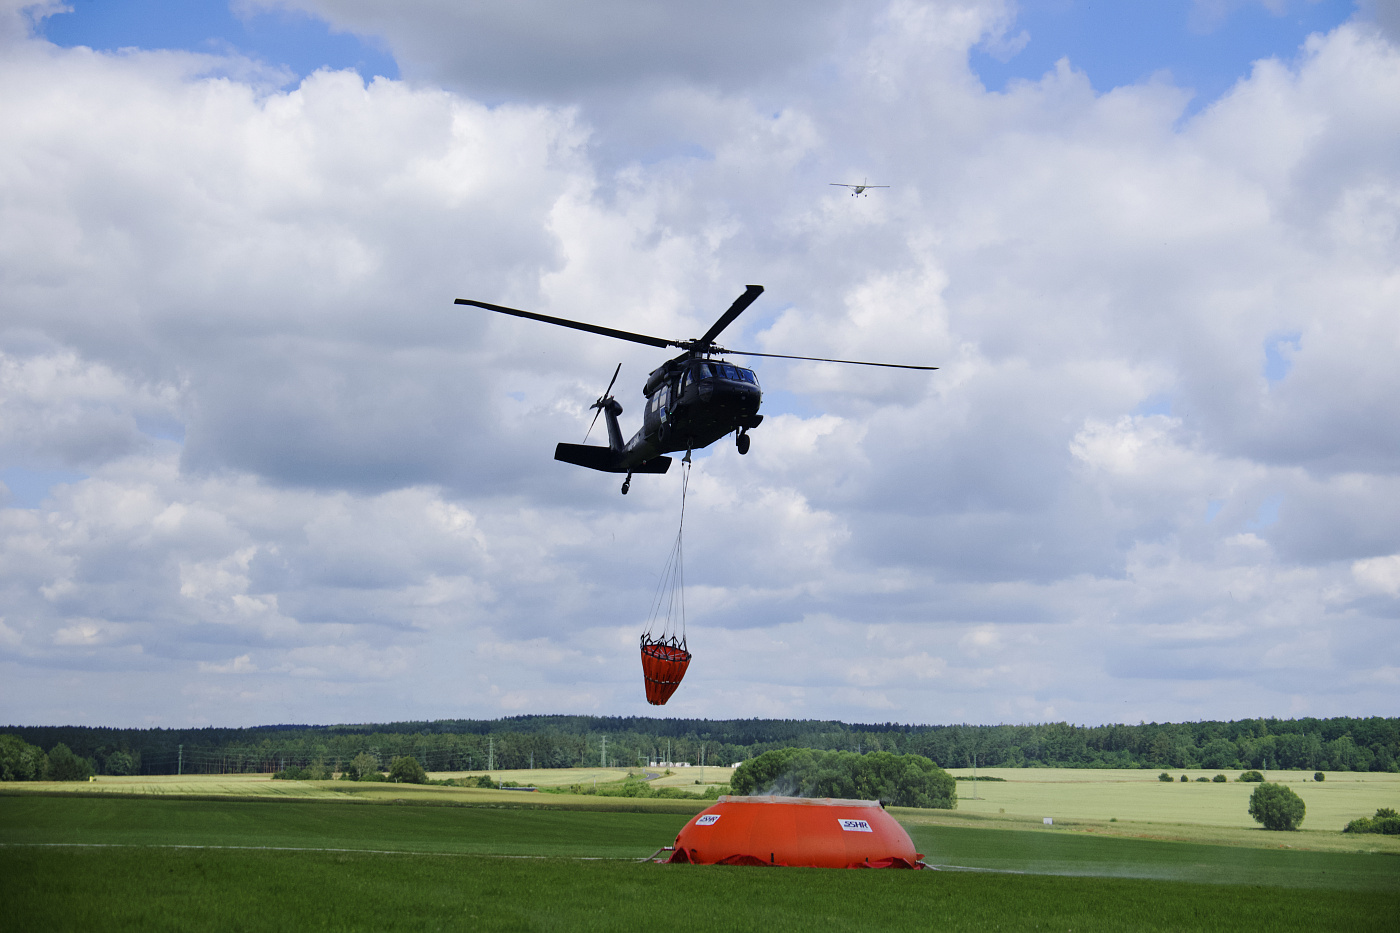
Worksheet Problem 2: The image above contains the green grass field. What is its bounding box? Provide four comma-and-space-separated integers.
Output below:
2, 792, 1397, 931
6, 845, 1395, 933
4, 770, 1397, 931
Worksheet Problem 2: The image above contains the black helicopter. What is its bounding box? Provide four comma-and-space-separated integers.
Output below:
455, 286, 936, 493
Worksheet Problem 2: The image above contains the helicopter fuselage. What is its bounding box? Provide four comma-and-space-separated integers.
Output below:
616, 355, 763, 467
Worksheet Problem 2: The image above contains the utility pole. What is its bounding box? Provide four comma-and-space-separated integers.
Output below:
488, 736, 494, 772
178, 745, 183, 776
601, 735, 607, 769
973, 752, 979, 799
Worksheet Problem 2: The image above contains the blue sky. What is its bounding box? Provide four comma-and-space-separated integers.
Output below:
973, 1, 1356, 106
42, 0, 397, 81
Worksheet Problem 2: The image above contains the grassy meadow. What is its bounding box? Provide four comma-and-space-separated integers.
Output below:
3, 768, 1397, 931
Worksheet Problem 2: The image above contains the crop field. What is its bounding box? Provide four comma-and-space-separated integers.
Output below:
944, 767, 1400, 832
3, 787, 1397, 931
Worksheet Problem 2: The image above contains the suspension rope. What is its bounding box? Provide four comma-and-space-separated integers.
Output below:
643, 456, 691, 648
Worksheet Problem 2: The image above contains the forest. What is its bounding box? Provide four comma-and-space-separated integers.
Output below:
3, 714, 1397, 779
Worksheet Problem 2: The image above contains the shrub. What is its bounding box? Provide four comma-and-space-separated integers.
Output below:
460, 774, 498, 789
387, 756, 427, 784
1195, 777, 1210, 782
1213, 774, 1227, 783
1248, 782, 1305, 831
1314, 772, 1325, 782
1346, 809, 1400, 835
1158, 772, 1173, 782
1179, 774, 1189, 782
1237, 770, 1265, 782
273, 767, 314, 780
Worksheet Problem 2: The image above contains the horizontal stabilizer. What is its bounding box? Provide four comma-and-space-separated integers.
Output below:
555, 443, 624, 472
555, 444, 674, 475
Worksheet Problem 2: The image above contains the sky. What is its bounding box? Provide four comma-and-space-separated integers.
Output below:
1, 0, 1398, 729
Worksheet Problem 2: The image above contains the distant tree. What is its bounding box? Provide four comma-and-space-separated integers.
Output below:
1313, 772, 1325, 782
1237, 770, 1265, 782
1200, 738, 1238, 770
104, 751, 137, 776
45, 743, 94, 781
1157, 772, 1173, 782
1248, 782, 1305, 831
1179, 774, 1189, 782
345, 751, 380, 780
388, 756, 427, 784
732, 749, 955, 809
1213, 774, 1227, 783
0, 735, 48, 781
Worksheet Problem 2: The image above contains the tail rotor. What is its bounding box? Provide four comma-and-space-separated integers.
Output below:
583, 363, 622, 443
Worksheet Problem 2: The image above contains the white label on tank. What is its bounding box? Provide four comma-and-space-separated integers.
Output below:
838, 819, 873, 832
696, 814, 721, 826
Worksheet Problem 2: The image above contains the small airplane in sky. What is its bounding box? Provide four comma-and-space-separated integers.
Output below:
830, 179, 889, 196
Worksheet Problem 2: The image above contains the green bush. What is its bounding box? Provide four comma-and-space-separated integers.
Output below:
1195, 777, 1210, 782
1248, 782, 1305, 831
387, 756, 427, 784
1158, 772, 1173, 782
1179, 774, 1189, 782
273, 767, 314, 780
1314, 772, 1325, 782
1213, 774, 1227, 783
460, 774, 498, 789
1237, 770, 1265, 782
730, 749, 955, 809
1344, 808, 1400, 835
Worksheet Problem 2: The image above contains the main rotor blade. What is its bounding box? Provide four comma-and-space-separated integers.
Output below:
694, 285, 764, 349
719, 348, 938, 371
455, 299, 675, 350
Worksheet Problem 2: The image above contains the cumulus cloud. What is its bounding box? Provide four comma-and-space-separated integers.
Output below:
1, 0, 1397, 726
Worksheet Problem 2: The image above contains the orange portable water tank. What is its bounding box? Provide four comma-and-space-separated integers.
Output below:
668, 795, 924, 869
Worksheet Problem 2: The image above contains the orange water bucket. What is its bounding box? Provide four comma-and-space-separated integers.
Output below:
640, 636, 691, 705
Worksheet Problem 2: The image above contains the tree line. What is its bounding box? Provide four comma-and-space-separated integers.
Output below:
3, 714, 1396, 779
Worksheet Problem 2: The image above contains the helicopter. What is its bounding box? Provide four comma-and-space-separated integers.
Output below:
830, 179, 889, 197
454, 285, 936, 493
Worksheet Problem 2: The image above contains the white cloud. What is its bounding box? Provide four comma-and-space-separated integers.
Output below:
0, 4, 1397, 726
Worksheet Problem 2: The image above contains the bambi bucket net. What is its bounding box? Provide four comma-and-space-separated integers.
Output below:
640, 635, 691, 706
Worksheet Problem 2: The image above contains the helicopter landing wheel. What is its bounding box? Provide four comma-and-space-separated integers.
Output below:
736, 430, 750, 455
621, 473, 632, 495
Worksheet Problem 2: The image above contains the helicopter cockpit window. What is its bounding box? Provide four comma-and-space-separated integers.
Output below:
698, 363, 712, 380
680, 370, 691, 391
